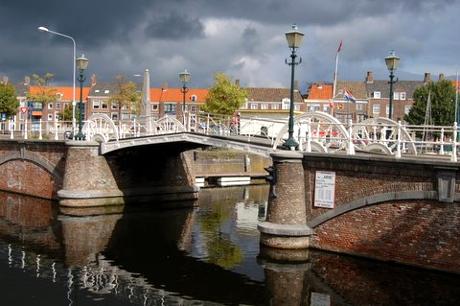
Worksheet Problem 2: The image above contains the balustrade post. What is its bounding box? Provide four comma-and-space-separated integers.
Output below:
451, 122, 457, 162
38, 119, 42, 140
54, 119, 59, 140
395, 120, 402, 159
440, 128, 445, 155
9, 119, 14, 139
306, 118, 312, 153
24, 118, 28, 140
347, 119, 355, 155
373, 126, 377, 141
206, 114, 210, 135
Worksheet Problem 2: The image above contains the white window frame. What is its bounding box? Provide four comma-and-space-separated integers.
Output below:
400, 92, 407, 100
93, 100, 101, 109
373, 91, 381, 99
404, 105, 411, 115
372, 104, 380, 114
282, 98, 290, 110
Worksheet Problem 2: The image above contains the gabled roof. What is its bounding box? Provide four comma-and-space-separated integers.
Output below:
245, 87, 303, 103
307, 83, 333, 100
150, 88, 208, 103
336, 81, 367, 100
366, 80, 423, 99
29, 86, 91, 101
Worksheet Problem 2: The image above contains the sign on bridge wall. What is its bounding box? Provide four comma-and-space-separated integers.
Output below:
314, 171, 336, 208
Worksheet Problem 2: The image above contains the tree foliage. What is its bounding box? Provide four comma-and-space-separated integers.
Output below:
109, 75, 141, 121
202, 73, 247, 115
404, 80, 456, 125
27, 73, 57, 104
0, 83, 18, 117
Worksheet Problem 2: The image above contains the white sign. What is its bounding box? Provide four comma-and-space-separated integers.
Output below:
314, 171, 336, 208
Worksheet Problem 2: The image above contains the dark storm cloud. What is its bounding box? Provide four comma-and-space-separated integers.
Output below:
144, 13, 204, 39
0, 0, 459, 87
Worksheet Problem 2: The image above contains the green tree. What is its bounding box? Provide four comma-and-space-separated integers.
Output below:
27, 73, 57, 105
202, 73, 247, 115
0, 83, 19, 117
59, 103, 82, 122
108, 75, 141, 125
404, 79, 456, 125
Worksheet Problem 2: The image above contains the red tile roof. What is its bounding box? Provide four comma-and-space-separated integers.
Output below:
29, 86, 91, 101
307, 83, 333, 99
150, 88, 208, 103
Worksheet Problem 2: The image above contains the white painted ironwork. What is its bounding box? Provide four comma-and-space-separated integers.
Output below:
83, 113, 119, 142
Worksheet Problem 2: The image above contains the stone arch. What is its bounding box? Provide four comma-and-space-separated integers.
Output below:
308, 190, 437, 228
0, 152, 63, 199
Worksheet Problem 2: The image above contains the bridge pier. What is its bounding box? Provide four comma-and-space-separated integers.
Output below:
258, 152, 313, 258
58, 141, 124, 207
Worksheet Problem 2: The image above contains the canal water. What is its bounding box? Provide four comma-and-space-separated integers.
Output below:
0, 185, 459, 305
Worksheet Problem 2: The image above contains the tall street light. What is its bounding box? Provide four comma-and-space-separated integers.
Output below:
385, 50, 400, 120
284, 24, 304, 150
38, 26, 77, 136
75, 54, 88, 140
179, 69, 191, 124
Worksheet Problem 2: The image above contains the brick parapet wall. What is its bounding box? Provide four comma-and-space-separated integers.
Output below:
302, 153, 460, 273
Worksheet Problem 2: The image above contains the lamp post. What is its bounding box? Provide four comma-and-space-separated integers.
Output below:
38, 26, 77, 137
75, 54, 88, 140
284, 24, 304, 150
179, 69, 191, 124
385, 50, 400, 120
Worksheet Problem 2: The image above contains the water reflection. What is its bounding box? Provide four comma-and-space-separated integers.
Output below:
0, 188, 459, 306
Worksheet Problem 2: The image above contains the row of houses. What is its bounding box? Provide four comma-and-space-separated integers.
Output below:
4, 70, 459, 130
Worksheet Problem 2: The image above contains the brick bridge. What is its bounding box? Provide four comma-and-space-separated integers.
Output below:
259, 152, 460, 273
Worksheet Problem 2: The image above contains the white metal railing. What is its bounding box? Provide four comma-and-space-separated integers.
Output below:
5, 111, 460, 161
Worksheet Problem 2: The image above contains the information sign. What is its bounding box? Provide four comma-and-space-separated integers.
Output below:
314, 171, 336, 208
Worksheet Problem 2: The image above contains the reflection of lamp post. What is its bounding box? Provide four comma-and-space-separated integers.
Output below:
284, 24, 304, 150
179, 69, 191, 124
385, 50, 400, 120
75, 54, 88, 140
38, 26, 77, 137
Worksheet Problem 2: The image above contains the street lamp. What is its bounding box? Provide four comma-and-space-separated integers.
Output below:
284, 24, 304, 149
38, 26, 77, 137
75, 54, 88, 140
385, 50, 400, 120
179, 69, 191, 124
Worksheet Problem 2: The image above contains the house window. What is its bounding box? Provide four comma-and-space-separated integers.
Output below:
152, 104, 158, 110
404, 105, 411, 115
373, 91, 381, 98
372, 104, 380, 114
191, 95, 197, 102
121, 113, 130, 120
294, 104, 300, 111
165, 103, 176, 113
111, 113, 118, 120
48, 114, 53, 120
356, 103, 364, 111
400, 92, 407, 100
93, 100, 100, 109
393, 92, 400, 100
282, 98, 290, 110
111, 102, 118, 109
271, 103, 281, 110
102, 101, 108, 109
48, 103, 53, 109
261, 103, 268, 110
250, 103, 258, 110
323, 105, 330, 112
55, 103, 61, 109
386, 105, 390, 115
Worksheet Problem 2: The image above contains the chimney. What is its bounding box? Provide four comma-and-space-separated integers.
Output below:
142, 69, 151, 117
424, 72, 431, 83
438, 73, 445, 81
365, 71, 374, 84
235, 79, 240, 87
24, 76, 30, 86
90, 74, 97, 87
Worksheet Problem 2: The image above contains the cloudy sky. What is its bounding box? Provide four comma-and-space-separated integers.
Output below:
0, 0, 459, 90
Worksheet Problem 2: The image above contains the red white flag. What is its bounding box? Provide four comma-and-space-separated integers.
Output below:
337, 40, 343, 53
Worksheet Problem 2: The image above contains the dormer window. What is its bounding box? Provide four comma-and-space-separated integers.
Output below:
191, 95, 197, 102
373, 91, 381, 99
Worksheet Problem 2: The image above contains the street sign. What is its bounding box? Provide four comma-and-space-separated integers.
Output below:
20, 106, 27, 113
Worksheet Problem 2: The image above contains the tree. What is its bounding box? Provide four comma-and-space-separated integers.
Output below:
202, 73, 247, 115
27, 73, 57, 105
108, 75, 141, 125
0, 83, 19, 117
404, 79, 456, 125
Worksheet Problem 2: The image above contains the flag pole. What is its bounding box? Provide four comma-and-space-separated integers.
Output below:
455, 71, 459, 124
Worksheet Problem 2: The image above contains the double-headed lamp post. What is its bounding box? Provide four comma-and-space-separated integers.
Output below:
284, 24, 304, 150
38, 26, 77, 136
179, 69, 191, 124
385, 50, 400, 120
75, 54, 88, 140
